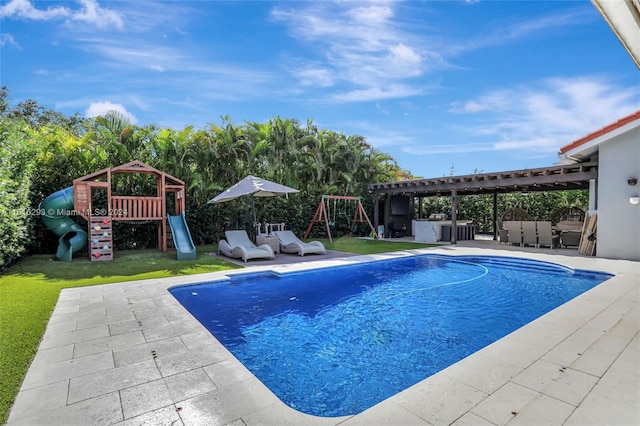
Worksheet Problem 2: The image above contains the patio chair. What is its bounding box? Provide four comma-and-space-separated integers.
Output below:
536, 221, 556, 248
497, 221, 509, 244
218, 230, 275, 262
521, 221, 537, 247
275, 230, 326, 256
560, 230, 582, 248
503, 221, 523, 246
556, 220, 583, 248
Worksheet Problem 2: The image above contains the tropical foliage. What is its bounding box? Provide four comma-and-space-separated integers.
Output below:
1, 87, 589, 266
419, 190, 588, 234
0, 87, 411, 266
0, 117, 37, 269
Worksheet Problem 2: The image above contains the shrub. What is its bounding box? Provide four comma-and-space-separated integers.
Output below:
0, 119, 37, 270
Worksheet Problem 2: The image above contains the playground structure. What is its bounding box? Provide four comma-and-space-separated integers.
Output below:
304, 195, 377, 243
39, 160, 196, 261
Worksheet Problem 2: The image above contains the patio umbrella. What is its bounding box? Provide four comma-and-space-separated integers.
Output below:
207, 175, 299, 222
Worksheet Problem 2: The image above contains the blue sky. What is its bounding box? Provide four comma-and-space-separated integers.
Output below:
1, 0, 638, 178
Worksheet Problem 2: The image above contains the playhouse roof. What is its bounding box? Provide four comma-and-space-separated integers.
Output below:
73, 160, 185, 186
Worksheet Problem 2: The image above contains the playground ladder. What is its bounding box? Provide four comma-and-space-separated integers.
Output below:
166, 220, 175, 251
89, 216, 114, 261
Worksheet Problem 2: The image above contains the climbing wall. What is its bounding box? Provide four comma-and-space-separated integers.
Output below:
89, 216, 113, 261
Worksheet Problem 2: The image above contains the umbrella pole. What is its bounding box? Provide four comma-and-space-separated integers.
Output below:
252, 198, 257, 224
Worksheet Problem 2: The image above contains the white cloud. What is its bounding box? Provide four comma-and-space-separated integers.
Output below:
0, 0, 69, 20
85, 101, 138, 124
0, 33, 20, 49
449, 92, 511, 113
404, 142, 494, 155
385, 43, 423, 78
76, 37, 184, 71
332, 84, 422, 102
0, 0, 123, 30
294, 67, 335, 87
448, 8, 595, 55
347, 3, 394, 24
348, 121, 418, 149
270, 1, 595, 105
72, 36, 276, 97
448, 75, 639, 154
363, 75, 638, 161
493, 136, 557, 153
376, 103, 390, 115
71, 0, 123, 30
271, 1, 437, 101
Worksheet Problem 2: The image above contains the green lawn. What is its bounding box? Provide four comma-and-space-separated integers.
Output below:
0, 237, 434, 423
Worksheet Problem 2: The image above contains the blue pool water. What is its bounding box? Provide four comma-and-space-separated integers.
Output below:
169, 254, 612, 417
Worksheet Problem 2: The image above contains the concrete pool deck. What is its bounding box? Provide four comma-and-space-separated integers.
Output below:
6, 244, 639, 426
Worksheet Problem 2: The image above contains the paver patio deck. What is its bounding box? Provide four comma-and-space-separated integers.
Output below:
6, 242, 639, 425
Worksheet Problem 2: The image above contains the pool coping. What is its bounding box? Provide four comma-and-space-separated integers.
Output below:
6, 246, 639, 425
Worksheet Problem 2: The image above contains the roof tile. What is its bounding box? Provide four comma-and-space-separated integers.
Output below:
559, 110, 640, 154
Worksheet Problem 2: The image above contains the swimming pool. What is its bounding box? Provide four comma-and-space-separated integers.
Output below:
169, 254, 612, 417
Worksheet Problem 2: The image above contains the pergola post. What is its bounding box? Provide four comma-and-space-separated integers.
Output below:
383, 194, 391, 237
372, 193, 379, 231
589, 178, 597, 210
450, 189, 457, 244
493, 191, 498, 240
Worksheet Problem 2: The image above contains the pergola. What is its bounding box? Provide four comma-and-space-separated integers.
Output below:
368, 161, 598, 243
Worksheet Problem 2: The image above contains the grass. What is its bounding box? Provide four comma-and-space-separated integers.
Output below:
322, 236, 435, 255
0, 243, 238, 424
0, 237, 435, 423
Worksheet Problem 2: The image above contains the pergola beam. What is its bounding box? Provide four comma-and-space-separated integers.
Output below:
368, 163, 597, 197
369, 162, 597, 242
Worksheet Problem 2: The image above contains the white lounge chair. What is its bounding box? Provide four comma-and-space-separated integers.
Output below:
218, 230, 274, 262
275, 230, 326, 256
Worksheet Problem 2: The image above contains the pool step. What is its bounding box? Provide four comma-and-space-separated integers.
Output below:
444, 255, 575, 274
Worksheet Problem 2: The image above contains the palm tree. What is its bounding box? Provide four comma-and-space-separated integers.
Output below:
91, 111, 141, 164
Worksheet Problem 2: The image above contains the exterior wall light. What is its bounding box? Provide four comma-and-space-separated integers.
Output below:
628, 178, 638, 186
630, 196, 640, 205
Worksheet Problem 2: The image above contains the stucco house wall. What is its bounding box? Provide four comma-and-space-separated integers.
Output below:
596, 126, 640, 261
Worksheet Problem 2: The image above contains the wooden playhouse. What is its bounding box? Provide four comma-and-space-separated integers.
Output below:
72, 160, 195, 261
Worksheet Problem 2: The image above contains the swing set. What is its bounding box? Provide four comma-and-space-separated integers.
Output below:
304, 195, 378, 242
